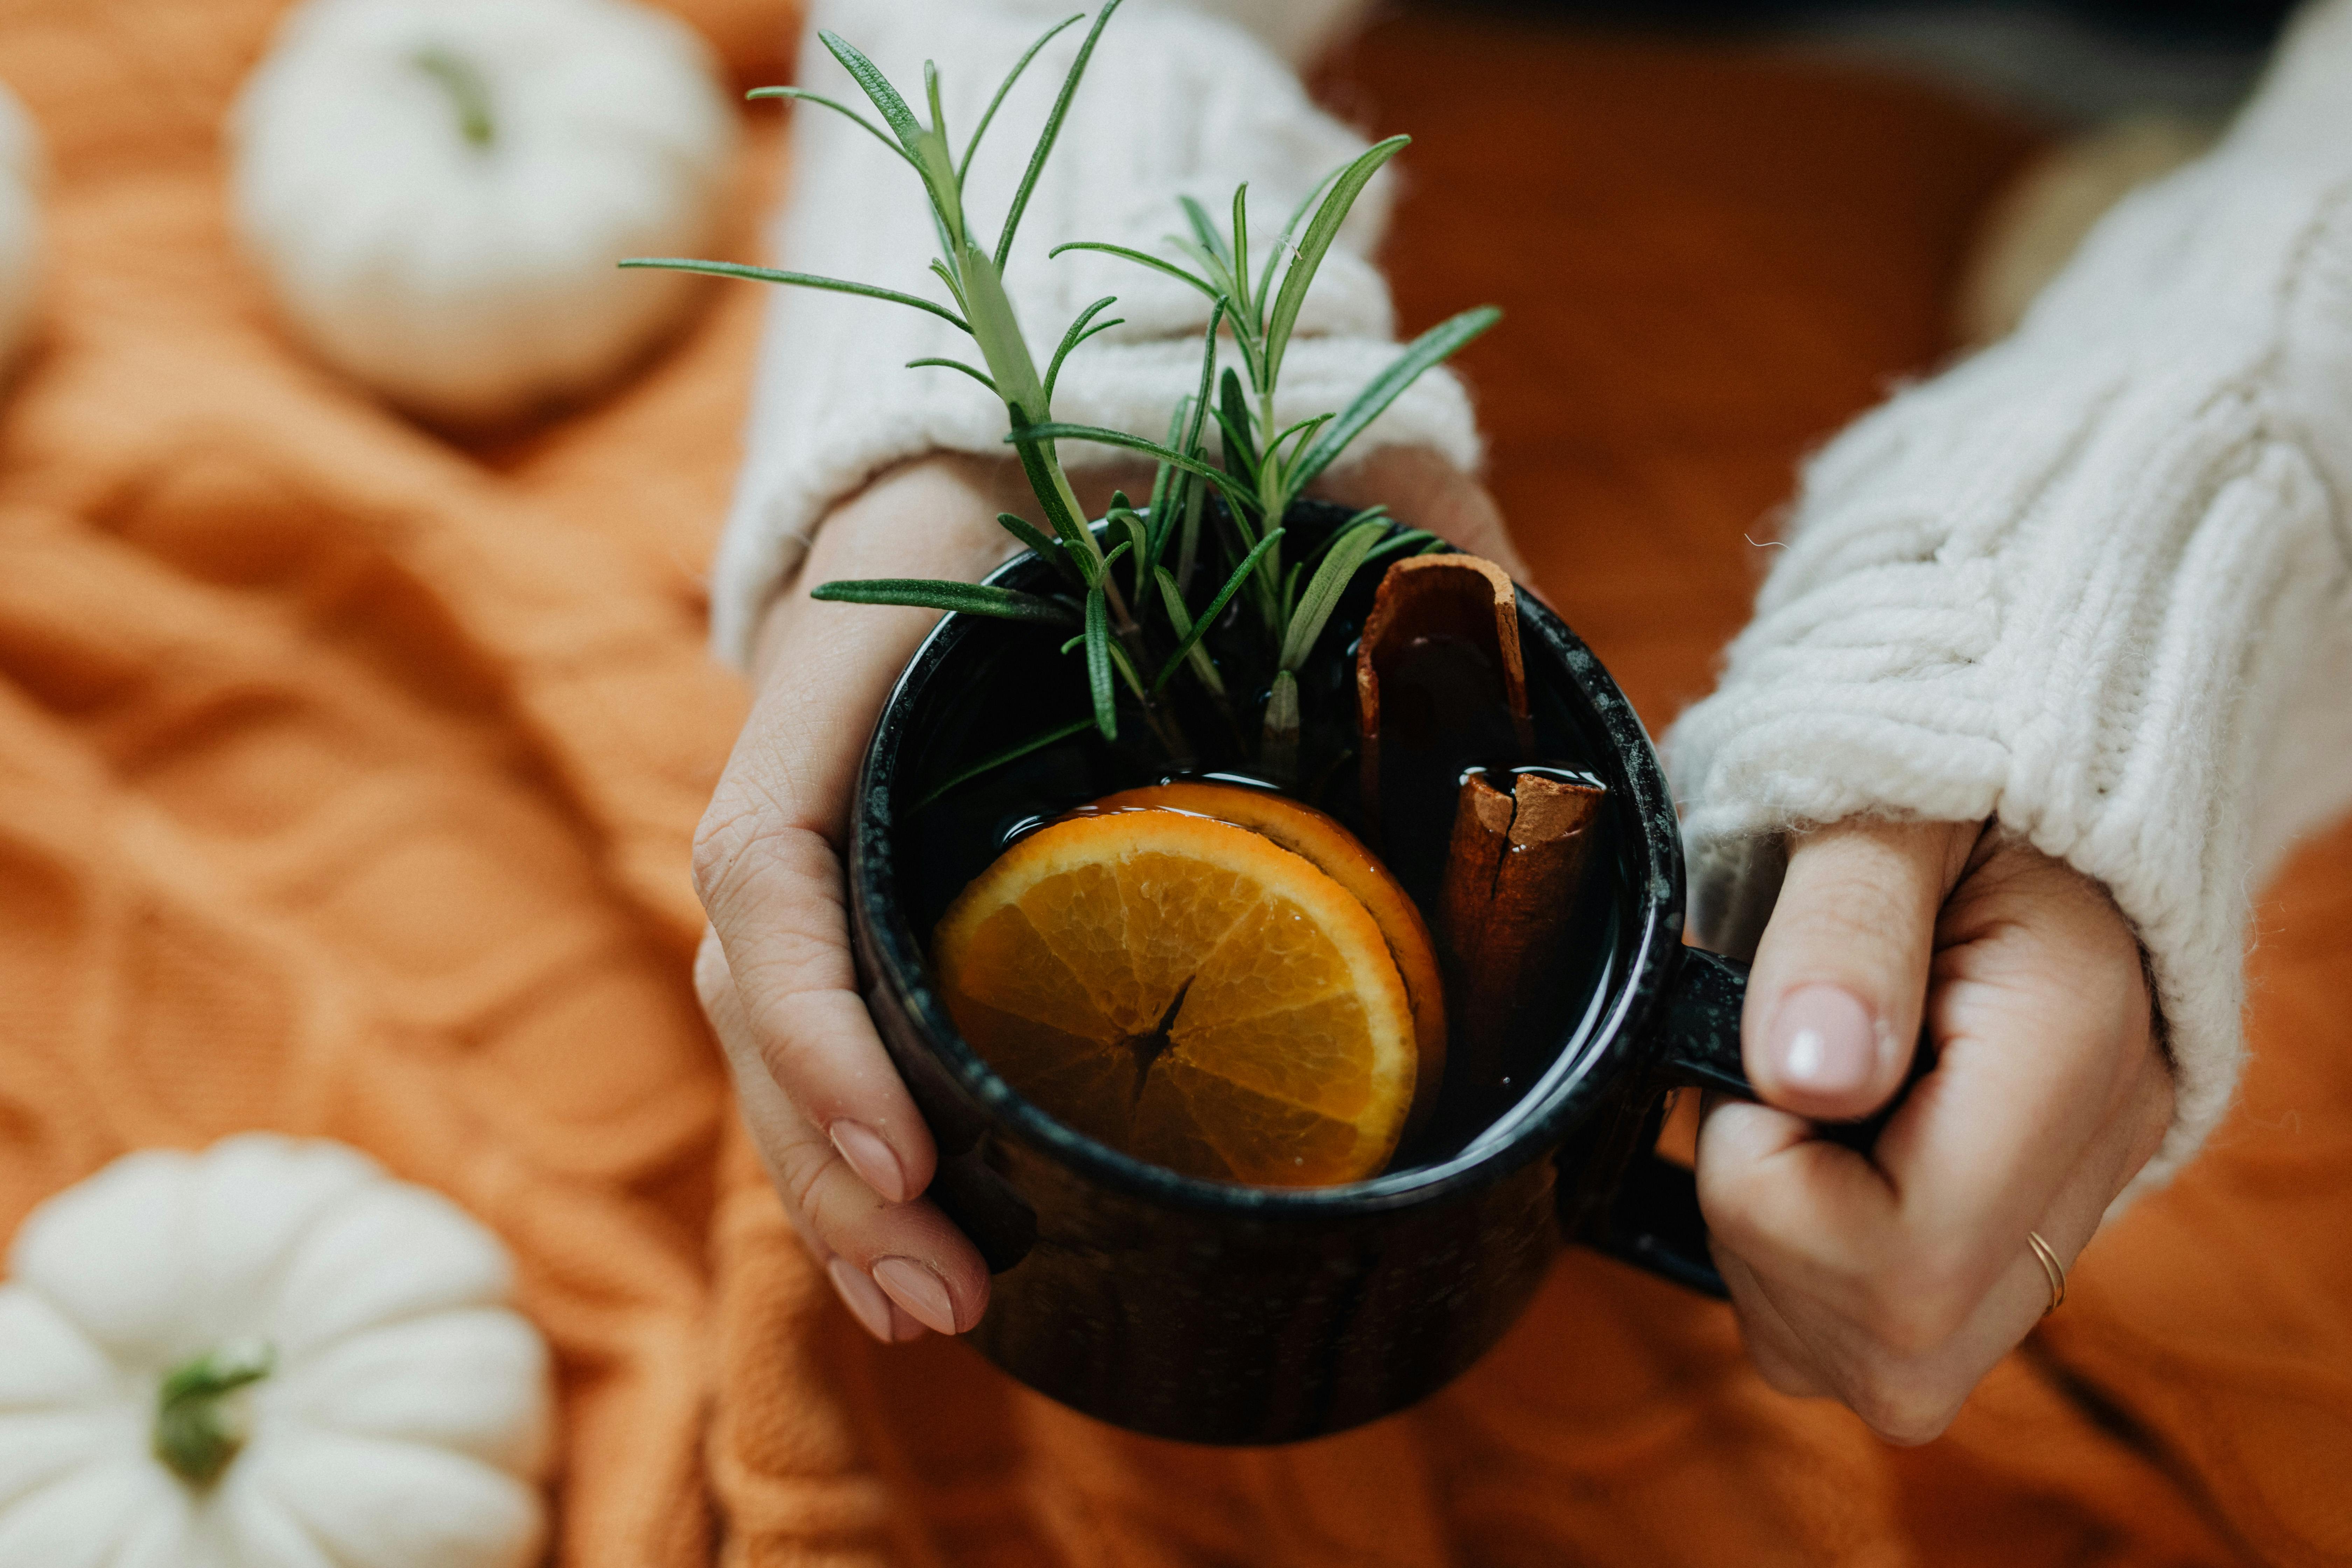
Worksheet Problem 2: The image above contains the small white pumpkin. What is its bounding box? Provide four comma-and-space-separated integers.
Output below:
0, 1134, 554, 1568
0, 81, 44, 372
229, 0, 737, 424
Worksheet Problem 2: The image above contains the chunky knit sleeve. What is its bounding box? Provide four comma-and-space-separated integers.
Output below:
706, 0, 1476, 664
1666, 0, 2352, 1199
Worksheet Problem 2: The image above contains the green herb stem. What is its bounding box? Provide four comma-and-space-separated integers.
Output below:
1260, 669, 1301, 787
915, 717, 1096, 811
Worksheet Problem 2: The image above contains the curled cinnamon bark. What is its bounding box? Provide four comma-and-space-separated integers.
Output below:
1438, 769, 1606, 1084
1356, 555, 1534, 829
1357, 553, 1608, 1085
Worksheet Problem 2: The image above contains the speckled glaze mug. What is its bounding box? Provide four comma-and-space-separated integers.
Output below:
847, 508, 1760, 1445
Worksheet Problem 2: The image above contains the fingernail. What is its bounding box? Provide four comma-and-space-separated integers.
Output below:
873, 1256, 959, 1335
1770, 985, 1876, 1095
830, 1120, 908, 1204
825, 1256, 897, 1343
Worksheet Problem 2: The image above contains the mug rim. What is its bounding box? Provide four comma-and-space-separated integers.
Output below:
848, 527, 1689, 1220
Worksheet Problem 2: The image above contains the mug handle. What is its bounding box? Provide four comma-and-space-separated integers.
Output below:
1588, 947, 1927, 1297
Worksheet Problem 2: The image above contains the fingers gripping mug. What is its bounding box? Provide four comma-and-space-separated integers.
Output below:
847, 503, 1778, 1446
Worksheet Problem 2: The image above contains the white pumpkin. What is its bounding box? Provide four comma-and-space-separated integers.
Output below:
229, 0, 737, 425
0, 1134, 554, 1568
0, 81, 44, 372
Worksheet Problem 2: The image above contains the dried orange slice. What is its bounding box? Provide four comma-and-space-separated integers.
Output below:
1088, 782, 1447, 1127
931, 811, 1418, 1186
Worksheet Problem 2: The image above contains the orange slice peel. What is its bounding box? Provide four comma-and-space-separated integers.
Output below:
932, 807, 1421, 1187
1086, 781, 1448, 1128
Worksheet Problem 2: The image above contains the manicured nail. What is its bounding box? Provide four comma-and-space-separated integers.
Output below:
873, 1256, 959, 1335
825, 1256, 897, 1343
830, 1120, 908, 1204
1770, 985, 1876, 1095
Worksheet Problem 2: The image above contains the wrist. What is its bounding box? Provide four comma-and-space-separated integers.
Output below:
800, 455, 1031, 583
749, 455, 1029, 685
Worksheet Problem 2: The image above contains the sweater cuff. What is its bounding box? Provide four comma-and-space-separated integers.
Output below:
709, 0, 1475, 665
1665, 119, 2352, 1203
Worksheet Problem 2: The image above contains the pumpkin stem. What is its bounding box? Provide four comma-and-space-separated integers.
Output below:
413, 46, 497, 150
154, 1339, 275, 1487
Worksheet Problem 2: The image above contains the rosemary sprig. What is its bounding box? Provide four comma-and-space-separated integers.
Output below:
1038, 133, 1501, 771
810, 580, 1078, 626
623, 0, 1500, 794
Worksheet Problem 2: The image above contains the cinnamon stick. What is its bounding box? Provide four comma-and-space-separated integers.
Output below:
1438, 769, 1605, 1085
1356, 553, 1606, 1084
1355, 555, 1534, 828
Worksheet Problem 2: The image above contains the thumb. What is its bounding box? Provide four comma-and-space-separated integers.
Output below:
1742, 819, 1976, 1122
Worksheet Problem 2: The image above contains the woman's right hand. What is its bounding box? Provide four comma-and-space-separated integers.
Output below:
696, 447, 1516, 1344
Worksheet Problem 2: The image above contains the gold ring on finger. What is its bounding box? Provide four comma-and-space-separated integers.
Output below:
2026, 1230, 2067, 1317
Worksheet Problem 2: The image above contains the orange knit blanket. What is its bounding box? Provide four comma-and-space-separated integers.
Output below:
1, 2, 2343, 1563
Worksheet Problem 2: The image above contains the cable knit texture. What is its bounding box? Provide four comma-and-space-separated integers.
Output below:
1667, 0, 2352, 1201
709, 0, 1472, 663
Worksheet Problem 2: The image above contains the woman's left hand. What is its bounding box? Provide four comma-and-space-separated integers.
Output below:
1698, 819, 2176, 1443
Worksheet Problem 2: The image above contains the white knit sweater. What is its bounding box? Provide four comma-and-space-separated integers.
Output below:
718, 0, 2352, 1194
1672, 2, 2352, 1195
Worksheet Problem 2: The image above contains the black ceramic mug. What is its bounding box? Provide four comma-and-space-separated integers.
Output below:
847, 504, 1770, 1446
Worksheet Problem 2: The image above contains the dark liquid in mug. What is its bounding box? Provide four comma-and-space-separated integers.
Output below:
894, 553, 1639, 1178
